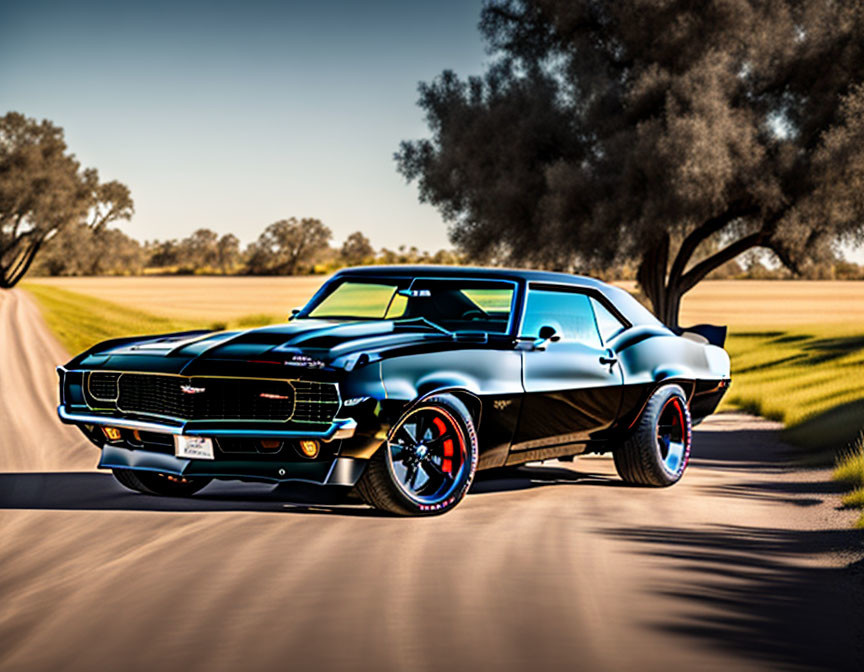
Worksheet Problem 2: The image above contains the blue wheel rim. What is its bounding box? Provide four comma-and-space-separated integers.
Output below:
657, 397, 687, 475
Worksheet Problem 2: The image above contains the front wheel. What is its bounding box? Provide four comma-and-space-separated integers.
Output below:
354, 395, 478, 515
112, 468, 212, 497
613, 384, 692, 487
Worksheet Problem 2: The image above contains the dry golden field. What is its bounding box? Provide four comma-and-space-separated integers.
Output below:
617, 279, 864, 327
27, 275, 864, 326
25, 276, 325, 322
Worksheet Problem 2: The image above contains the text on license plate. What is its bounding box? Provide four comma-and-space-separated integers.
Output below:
174, 435, 214, 460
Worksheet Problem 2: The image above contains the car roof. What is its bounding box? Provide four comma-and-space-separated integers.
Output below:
333, 265, 665, 328
337, 264, 606, 287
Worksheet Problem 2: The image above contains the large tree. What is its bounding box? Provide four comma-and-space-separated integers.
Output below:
0, 112, 133, 288
397, 1, 864, 327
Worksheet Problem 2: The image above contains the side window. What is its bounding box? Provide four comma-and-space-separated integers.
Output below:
590, 297, 627, 343
521, 289, 602, 348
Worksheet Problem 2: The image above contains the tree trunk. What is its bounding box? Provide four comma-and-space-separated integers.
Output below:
0, 238, 43, 289
636, 233, 681, 328
659, 284, 682, 328
638, 230, 768, 329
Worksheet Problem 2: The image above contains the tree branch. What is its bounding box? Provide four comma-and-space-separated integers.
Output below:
0, 237, 43, 288
667, 201, 759, 286
679, 232, 763, 293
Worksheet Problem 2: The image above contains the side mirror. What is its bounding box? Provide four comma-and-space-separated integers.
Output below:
289, 307, 302, 320
534, 325, 560, 350
538, 326, 559, 341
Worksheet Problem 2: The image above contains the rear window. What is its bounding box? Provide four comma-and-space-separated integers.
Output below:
590, 297, 627, 343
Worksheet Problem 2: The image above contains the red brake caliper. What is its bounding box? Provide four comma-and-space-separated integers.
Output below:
432, 416, 453, 474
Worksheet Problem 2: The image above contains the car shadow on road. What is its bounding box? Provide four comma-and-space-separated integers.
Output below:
470, 463, 625, 493
0, 472, 378, 516
0, 464, 620, 517
690, 422, 802, 473
605, 523, 864, 672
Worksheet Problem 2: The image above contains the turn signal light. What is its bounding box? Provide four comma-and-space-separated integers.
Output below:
298, 440, 320, 459
102, 426, 122, 441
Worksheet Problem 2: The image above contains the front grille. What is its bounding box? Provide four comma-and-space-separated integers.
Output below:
83, 373, 341, 424
88, 372, 120, 401
116, 374, 296, 421
291, 380, 341, 423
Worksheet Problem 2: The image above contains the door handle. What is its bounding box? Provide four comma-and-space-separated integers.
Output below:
599, 355, 618, 366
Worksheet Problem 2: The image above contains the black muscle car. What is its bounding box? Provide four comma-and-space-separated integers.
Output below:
57, 266, 731, 515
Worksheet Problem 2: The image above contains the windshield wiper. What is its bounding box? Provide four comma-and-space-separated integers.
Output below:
393, 317, 453, 336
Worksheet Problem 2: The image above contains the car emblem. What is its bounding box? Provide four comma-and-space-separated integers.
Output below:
180, 384, 206, 395
494, 399, 511, 411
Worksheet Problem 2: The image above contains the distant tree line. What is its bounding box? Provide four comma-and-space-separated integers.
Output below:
27, 217, 465, 277
27, 214, 864, 279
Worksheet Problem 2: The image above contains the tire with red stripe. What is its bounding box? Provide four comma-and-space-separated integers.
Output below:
354, 394, 478, 515
613, 384, 692, 487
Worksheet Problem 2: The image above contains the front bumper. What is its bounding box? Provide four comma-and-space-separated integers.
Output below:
57, 405, 358, 441
97, 444, 366, 485
57, 405, 365, 485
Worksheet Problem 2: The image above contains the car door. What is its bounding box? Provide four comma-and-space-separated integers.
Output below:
511, 285, 623, 454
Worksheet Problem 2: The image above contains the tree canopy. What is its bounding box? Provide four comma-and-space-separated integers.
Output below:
245, 218, 333, 275
0, 112, 133, 288
397, 0, 864, 326
340, 231, 375, 265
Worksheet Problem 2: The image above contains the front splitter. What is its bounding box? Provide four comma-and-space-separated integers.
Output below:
98, 445, 366, 486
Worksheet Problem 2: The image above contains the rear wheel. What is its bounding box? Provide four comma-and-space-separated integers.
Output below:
614, 384, 691, 486
355, 395, 478, 515
112, 468, 211, 497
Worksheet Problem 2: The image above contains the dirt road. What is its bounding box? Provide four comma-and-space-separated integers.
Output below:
1, 288, 861, 672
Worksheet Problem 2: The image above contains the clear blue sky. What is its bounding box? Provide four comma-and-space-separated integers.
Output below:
0, 0, 487, 251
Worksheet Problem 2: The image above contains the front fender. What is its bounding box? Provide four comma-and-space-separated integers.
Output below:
337, 349, 523, 466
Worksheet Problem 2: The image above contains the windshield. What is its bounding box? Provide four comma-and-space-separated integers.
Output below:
302, 277, 515, 333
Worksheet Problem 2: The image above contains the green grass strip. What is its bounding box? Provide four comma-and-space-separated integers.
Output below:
22, 283, 276, 356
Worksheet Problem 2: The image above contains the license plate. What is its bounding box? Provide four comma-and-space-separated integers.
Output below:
174, 435, 214, 460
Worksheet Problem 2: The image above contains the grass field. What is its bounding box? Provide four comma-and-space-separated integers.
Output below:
21, 276, 864, 520
22, 283, 281, 357
25, 276, 323, 322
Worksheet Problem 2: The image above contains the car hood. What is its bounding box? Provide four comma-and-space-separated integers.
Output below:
68, 319, 484, 374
